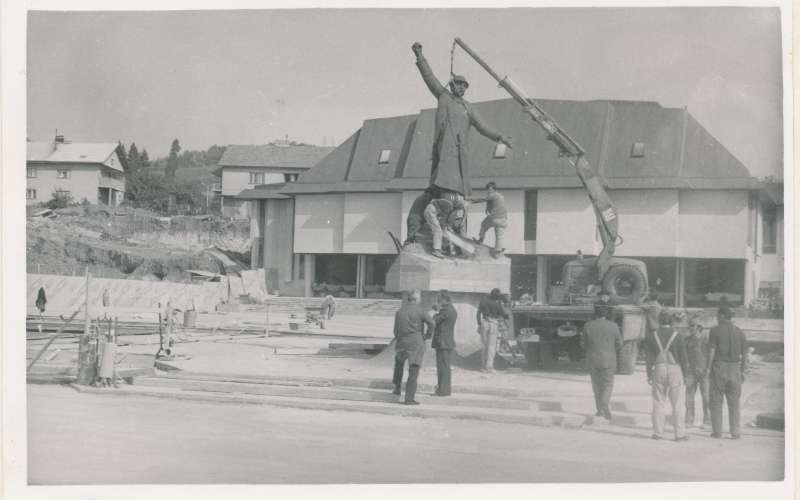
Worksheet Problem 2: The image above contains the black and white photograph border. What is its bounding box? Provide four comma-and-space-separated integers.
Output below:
1, 0, 795, 499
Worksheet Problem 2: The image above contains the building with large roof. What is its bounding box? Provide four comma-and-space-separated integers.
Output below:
214, 141, 334, 218
244, 98, 783, 307
26, 135, 127, 206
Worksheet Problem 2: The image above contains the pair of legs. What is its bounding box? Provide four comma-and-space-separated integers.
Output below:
392, 357, 421, 404
589, 367, 614, 419
477, 216, 507, 254
435, 349, 452, 396
710, 361, 743, 438
685, 370, 710, 426
479, 319, 499, 372
651, 363, 687, 440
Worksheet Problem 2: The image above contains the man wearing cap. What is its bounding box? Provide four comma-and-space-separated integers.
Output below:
392, 289, 436, 405
705, 307, 748, 439
424, 195, 466, 259
644, 311, 689, 441
469, 181, 508, 258
582, 303, 623, 421
412, 42, 513, 200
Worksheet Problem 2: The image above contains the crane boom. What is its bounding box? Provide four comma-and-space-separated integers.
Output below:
453, 37, 619, 277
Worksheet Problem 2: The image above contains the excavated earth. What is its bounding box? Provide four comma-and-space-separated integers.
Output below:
26, 204, 252, 282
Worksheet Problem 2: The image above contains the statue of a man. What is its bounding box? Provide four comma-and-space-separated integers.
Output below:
412, 41, 512, 199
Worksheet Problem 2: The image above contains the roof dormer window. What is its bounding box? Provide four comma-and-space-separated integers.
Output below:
631, 142, 646, 158
378, 149, 391, 165
493, 143, 508, 159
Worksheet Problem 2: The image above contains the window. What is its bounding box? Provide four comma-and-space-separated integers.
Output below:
27, 167, 37, 178
630, 142, 646, 158
57, 169, 71, 179
377, 149, 391, 164
762, 206, 777, 254
524, 190, 538, 241
493, 143, 508, 159
284, 173, 299, 183
26, 189, 36, 200
249, 172, 265, 185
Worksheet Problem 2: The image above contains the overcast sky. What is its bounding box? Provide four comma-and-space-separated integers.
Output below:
27, 7, 783, 178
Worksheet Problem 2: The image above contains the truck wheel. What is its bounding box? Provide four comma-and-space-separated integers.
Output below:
602, 264, 647, 305
617, 340, 638, 375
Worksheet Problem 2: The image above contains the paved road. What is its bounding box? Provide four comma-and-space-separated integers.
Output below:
27, 384, 784, 485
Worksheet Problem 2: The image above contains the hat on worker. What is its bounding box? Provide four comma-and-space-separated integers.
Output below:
451, 74, 469, 87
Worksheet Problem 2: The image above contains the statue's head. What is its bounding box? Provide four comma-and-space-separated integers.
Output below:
449, 74, 469, 97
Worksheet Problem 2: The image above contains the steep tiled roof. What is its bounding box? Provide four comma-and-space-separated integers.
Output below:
284, 98, 759, 194
27, 141, 122, 172
218, 144, 335, 169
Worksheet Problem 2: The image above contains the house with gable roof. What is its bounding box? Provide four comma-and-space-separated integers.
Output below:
251, 98, 782, 307
26, 134, 127, 206
214, 141, 334, 219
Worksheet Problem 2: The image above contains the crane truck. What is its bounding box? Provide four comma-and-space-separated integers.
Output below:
453, 38, 650, 374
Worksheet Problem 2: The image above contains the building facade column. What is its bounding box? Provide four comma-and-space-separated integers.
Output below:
303, 254, 315, 297
536, 255, 548, 303
356, 255, 367, 298
675, 258, 685, 308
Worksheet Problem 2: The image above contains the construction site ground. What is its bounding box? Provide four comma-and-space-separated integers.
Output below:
27, 304, 786, 483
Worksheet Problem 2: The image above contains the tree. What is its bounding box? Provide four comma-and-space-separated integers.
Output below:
128, 142, 141, 174
116, 141, 128, 173
140, 148, 150, 167
165, 139, 181, 180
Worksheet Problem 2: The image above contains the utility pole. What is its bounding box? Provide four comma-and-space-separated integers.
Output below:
77, 267, 96, 384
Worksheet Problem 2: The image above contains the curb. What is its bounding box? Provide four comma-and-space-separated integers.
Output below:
68, 383, 588, 429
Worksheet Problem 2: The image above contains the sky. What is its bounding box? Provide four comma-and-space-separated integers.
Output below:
26, 7, 783, 178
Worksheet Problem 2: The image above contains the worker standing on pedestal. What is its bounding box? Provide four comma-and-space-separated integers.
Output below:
412, 42, 512, 201
469, 181, 508, 258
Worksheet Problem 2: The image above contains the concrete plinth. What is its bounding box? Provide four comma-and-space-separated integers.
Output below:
384, 248, 512, 366
385, 247, 510, 295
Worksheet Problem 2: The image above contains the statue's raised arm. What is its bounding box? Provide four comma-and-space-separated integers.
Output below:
412, 42, 446, 98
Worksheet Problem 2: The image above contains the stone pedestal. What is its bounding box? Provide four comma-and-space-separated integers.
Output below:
384, 247, 511, 362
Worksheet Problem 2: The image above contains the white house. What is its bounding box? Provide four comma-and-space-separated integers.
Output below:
214, 142, 333, 219
26, 136, 126, 206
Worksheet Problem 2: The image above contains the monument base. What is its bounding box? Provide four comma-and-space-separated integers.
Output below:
382, 247, 512, 368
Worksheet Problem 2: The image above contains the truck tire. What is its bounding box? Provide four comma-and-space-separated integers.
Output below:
617, 340, 638, 375
602, 264, 647, 305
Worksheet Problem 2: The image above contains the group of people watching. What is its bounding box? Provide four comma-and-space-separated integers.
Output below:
583, 293, 748, 441
391, 287, 510, 405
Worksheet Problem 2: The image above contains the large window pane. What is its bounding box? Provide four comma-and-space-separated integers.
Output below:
510, 255, 537, 300
684, 259, 745, 307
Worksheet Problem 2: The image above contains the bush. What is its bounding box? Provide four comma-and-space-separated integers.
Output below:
45, 190, 75, 209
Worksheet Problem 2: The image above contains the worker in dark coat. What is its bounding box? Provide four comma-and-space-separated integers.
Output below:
432, 293, 458, 396
705, 307, 748, 439
412, 42, 512, 199
392, 289, 436, 405
582, 304, 623, 421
